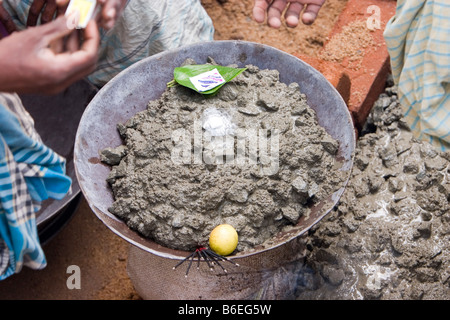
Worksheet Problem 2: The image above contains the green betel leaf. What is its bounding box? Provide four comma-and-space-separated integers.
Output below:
167, 64, 247, 95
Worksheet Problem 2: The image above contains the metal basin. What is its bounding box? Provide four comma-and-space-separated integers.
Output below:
74, 40, 355, 261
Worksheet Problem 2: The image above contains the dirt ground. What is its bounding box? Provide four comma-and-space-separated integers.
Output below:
201, 0, 348, 57
1, 0, 448, 300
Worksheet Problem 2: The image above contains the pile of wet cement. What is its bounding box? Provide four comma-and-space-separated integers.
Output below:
294, 76, 450, 300
101, 60, 347, 252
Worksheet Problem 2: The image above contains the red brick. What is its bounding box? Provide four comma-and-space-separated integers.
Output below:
321, 0, 397, 130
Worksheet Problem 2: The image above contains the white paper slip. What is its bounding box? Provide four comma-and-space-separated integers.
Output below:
189, 69, 226, 92
65, 0, 97, 29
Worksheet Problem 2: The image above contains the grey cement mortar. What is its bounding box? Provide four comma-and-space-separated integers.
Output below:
293, 76, 450, 300
101, 59, 346, 253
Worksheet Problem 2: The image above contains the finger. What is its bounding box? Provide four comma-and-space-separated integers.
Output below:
65, 29, 80, 53
0, 1, 17, 34
62, 19, 99, 72
284, 1, 304, 28
49, 34, 64, 53
52, 0, 68, 16
100, 0, 123, 30
302, 2, 324, 25
55, 0, 69, 5
47, 15, 74, 53
79, 19, 100, 56
267, 0, 287, 29
56, 2, 67, 17
40, 13, 78, 44
27, 0, 46, 26
102, 8, 116, 29
252, 0, 270, 24
41, 0, 58, 24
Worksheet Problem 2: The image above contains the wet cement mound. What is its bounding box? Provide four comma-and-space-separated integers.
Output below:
295, 76, 450, 300
101, 60, 347, 252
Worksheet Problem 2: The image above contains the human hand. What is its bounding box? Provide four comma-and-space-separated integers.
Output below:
0, 14, 100, 94
0, 0, 17, 38
253, 0, 326, 28
95, 0, 127, 29
27, 0, 66, 26
27, 0, 127, 29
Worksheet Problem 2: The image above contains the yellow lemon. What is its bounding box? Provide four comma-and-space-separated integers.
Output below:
209, 224, 238, 256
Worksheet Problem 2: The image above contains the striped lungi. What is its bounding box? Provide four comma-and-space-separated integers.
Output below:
0, 94, 71, 279
384, 0, 450, 151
